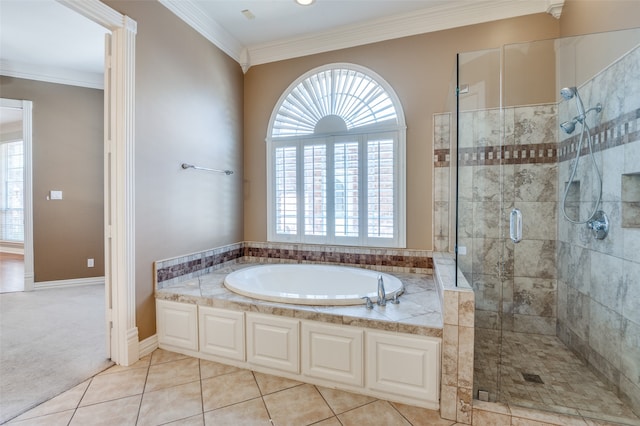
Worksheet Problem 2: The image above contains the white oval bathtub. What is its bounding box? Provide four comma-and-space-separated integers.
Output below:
224, 264, 404, 305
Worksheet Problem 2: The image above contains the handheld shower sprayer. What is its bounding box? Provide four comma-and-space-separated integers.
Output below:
559, 87, 602, 134
559, 86, 607, 238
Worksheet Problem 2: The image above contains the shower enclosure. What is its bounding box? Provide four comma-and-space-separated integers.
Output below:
452, 28, 640, 423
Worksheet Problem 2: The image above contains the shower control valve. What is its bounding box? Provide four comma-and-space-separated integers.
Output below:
587, 210, 609, 240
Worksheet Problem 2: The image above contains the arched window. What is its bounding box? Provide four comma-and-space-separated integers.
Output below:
266, 64, 406, 247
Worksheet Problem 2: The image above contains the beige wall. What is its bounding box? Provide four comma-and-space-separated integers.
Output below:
560, 0, 640, 37
104, 0, 244, 339
0, 77, 104, 282
243, 14, 560, 250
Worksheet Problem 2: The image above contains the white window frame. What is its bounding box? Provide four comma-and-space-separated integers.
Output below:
266, 64, 406, 248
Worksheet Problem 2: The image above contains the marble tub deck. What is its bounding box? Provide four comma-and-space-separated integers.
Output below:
156, 262, 443, 338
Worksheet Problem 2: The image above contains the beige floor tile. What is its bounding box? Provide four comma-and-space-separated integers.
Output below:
199, 359, 242, 380
253, 371, 303, 395
338, 400, 410, 426
98, 355, 151, 376
312, 417, 342, 426
390, 401, 455, 426
137, 381, 203, 426
69, 395, 141, 425
7, 410, 75, 426
79, 367, 147, 406
164, 414, 205, 425
150, 348, 190, 365
145, 357, 200, 392
262, 384, 334, 426
316, 386, 376, 414
203, 397, 270, 425
583, 419, 633, 426
201, 370, 261, 411
472, 408, 511, 426
11, 380, 90, 421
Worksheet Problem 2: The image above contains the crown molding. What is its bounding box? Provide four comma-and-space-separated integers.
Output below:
247, 1, 562, 67
159, 0, 563, 71
546, 1, 564, 19
158, 0, 243, 63
0, 60, 104, 89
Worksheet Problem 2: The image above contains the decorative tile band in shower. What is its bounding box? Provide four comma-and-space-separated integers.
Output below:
155, 241, 434, 289
559, 108, 640, 162
458, 142, 558, 166
433, 109, 639, 167
433, 143, 558, 168
434, 148, 451, 167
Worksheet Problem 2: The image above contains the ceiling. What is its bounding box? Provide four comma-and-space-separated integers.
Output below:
0, 0, 563, 88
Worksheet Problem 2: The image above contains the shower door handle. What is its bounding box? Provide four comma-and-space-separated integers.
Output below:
510, 208, 523, 243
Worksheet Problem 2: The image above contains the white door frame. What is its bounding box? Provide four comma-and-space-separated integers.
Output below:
57, 0, 139, 366
0, 98, 33, 291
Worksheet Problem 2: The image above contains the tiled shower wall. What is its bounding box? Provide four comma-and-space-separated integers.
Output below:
556, 44, 640, 414
434, 103, 559, 337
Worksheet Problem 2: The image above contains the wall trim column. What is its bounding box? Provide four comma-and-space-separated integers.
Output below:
56, 0, 138, 366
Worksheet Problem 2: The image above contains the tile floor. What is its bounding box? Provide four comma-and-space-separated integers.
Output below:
474, 330, 640, 425
7, 349, 460, 426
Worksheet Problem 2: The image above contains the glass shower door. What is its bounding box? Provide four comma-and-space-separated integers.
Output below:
455, 47, 505, 402
458, 29, 640, 423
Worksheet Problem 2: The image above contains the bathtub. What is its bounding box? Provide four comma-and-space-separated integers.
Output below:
224, 264, 404, 305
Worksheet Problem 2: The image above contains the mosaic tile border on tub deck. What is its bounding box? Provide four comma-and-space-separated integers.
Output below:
154, 242, 245, 289
155, 241, 433, 289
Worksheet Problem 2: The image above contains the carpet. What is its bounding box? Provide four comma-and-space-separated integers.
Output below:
0, 284, 113, 423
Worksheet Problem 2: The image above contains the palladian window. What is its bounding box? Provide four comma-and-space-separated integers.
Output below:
266, 64, 406, 247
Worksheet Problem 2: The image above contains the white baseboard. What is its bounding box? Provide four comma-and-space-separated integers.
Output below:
0, 244, 24, 255
139, 334, 158, 358
33, 276, 105, 290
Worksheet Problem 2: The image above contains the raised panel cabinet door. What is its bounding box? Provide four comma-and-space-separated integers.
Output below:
199, 306, 245, 361
366, 331, 441, 404
302, 322, 363, 387
156, 299, 199, 351
246, 313, 299, 373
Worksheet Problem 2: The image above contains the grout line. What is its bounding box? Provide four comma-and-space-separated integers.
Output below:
133, 354, 151, 425
198, 359, 205, 421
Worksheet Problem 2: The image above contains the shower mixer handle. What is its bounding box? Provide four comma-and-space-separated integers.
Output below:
587, 210, 609, 240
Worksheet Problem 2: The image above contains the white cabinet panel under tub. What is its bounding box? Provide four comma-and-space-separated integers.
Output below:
366, 330, 440, 403
302, 322, 363, 387
199, 306, 245, 361
246, 313, 299, 374
156, 299, 199, 352
155, 300, 441, 409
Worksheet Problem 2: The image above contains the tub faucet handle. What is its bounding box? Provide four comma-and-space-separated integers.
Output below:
390, 292, 400, 304
377, 275, 386, 306
361, 296, 373, 310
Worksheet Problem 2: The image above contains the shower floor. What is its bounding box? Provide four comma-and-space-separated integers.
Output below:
474, 329, 640, 425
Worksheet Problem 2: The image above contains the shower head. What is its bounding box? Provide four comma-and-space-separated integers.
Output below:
560, 119, 577, 134
560, 86, 586, 120
560, 87, 577, 100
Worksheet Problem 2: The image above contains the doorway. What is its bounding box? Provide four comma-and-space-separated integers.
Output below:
0, 99, 33, 293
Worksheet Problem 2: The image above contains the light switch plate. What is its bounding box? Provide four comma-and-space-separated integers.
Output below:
50, 190, 63, 200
